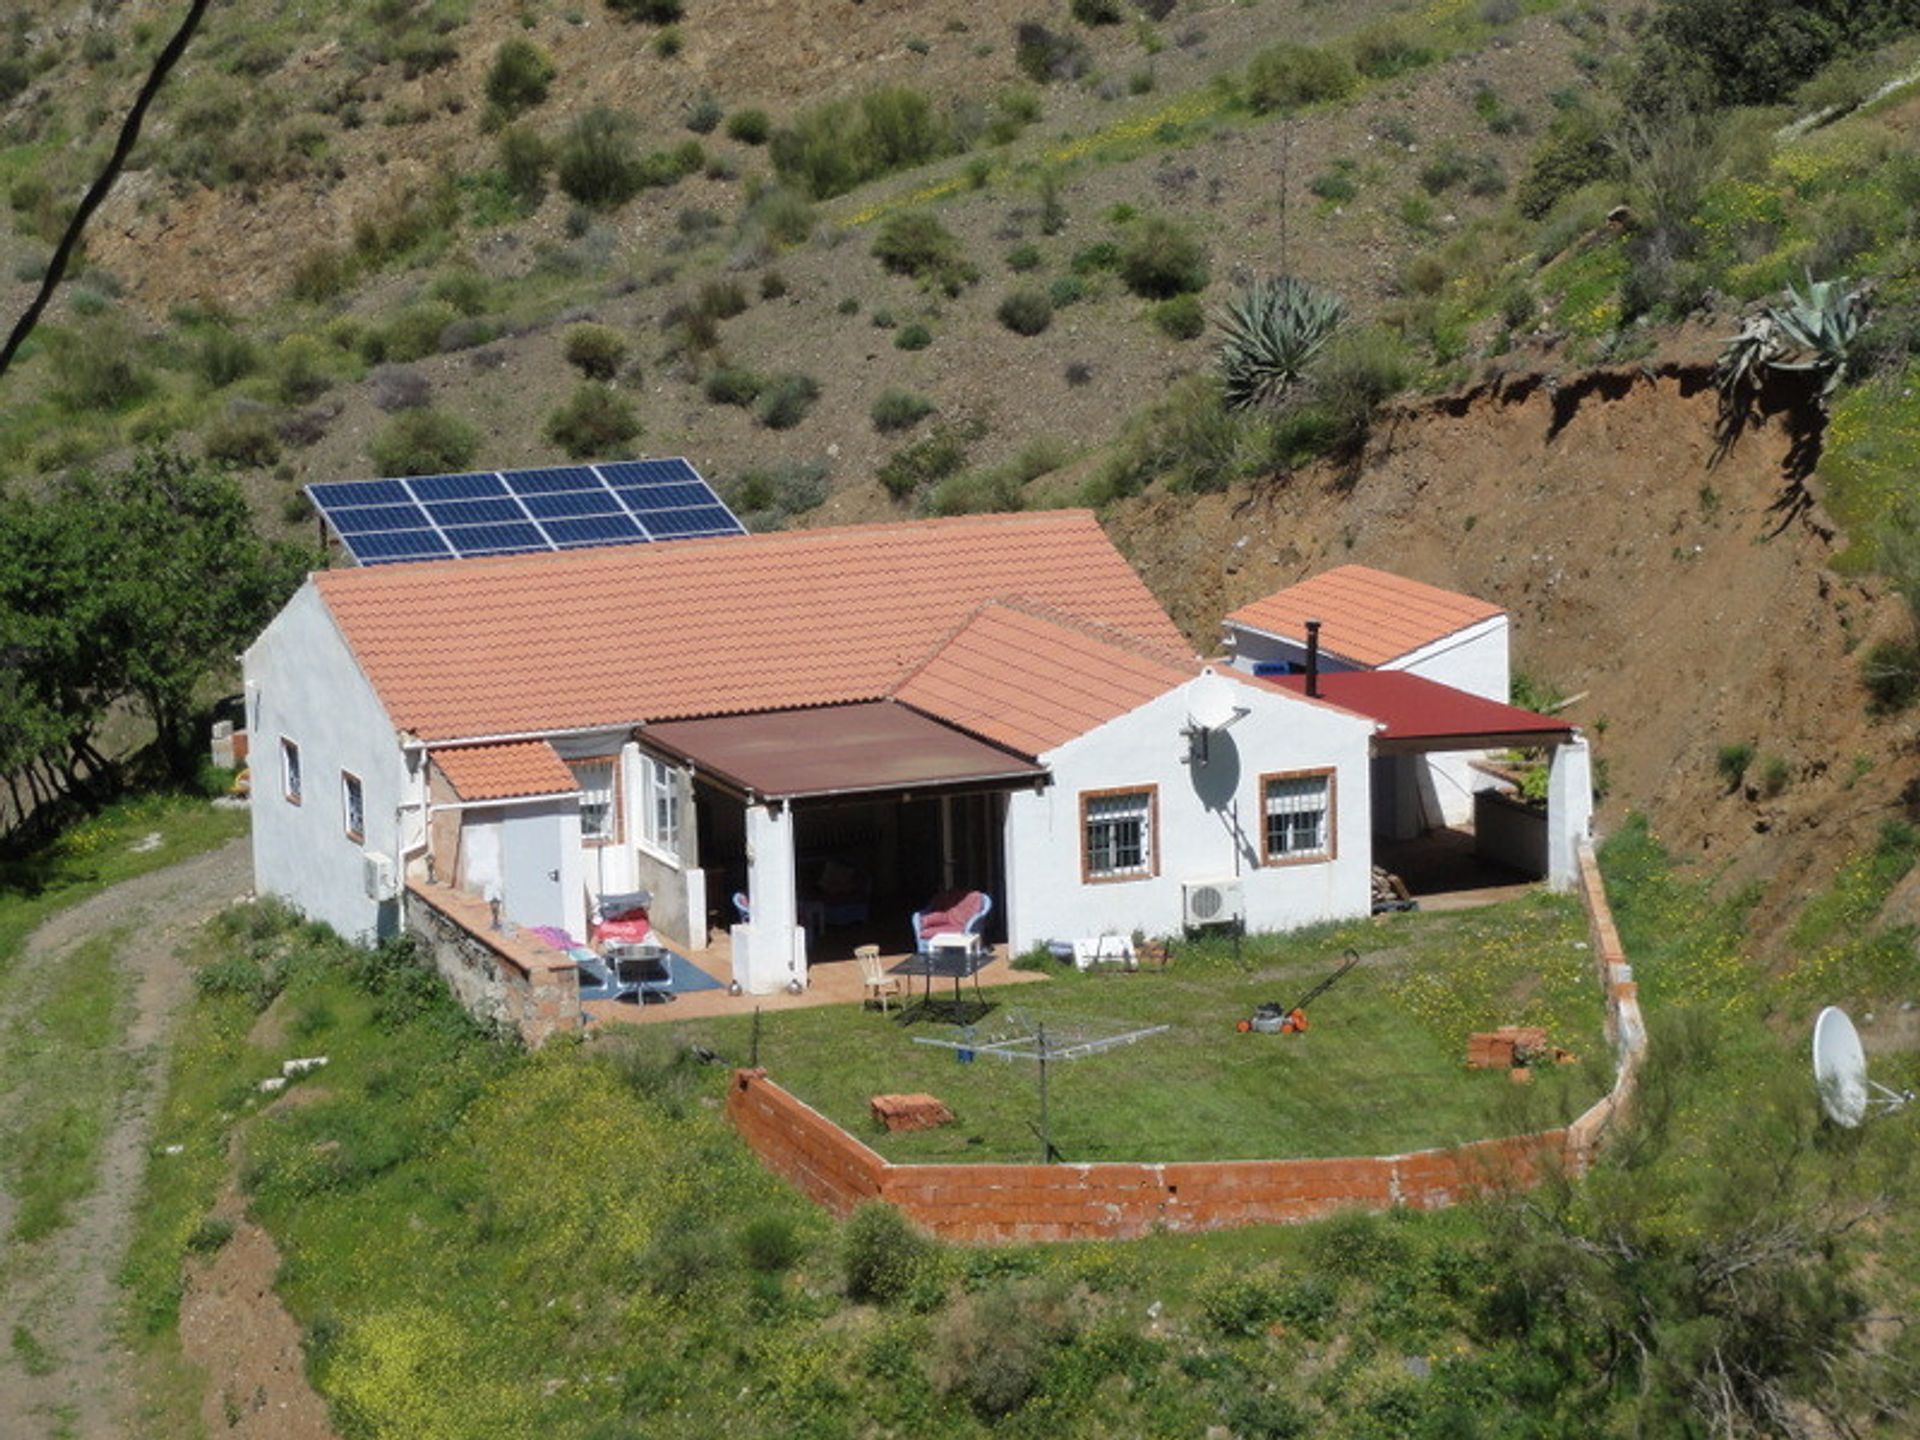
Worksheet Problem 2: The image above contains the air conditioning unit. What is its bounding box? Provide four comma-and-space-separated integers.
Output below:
362, 850, 398, 902
1183, 878, 1244, 929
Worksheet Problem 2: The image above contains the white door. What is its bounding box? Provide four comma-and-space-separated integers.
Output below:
501, 805, 568, 930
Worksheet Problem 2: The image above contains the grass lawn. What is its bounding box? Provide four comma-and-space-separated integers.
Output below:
683, 893, 1611, 1165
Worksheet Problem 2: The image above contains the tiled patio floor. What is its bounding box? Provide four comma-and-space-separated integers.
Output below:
581, 929, 1047, 1028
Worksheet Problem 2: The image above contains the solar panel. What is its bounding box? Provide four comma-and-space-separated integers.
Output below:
304, 458, 746, 565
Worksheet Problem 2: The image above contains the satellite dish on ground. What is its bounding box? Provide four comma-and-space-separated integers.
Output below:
1812, 1005, 1912, 1127
1186, 667, 1240, 732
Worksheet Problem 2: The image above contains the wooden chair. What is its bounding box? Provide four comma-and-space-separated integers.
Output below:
856, 945, 902, 1013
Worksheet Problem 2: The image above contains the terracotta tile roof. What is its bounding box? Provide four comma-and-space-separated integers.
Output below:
1225, 565, 1503, 668
313, 510, 1187, 742
430, 740, 580, 801
894, 600, 1199, 757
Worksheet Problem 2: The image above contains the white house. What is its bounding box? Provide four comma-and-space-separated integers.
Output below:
243, 510, 1591, 992
1222, 565, 1514, 839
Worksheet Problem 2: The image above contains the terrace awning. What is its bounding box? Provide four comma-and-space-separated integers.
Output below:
642, 701, 1046, 801
1264, 671, 1574, 754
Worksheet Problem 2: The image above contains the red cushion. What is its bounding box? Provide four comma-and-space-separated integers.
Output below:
917, 909, 955, 938
593, 916, 654, 945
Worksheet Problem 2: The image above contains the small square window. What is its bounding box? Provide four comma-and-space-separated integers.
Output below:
280, 737, 302, 805
342, 772, 365, 842
1082, 788, 1156, 882
571, 759, 617, 843
1262, 771, 1333, 864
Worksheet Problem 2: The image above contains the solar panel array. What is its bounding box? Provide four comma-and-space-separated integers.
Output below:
306, 459, 746, 565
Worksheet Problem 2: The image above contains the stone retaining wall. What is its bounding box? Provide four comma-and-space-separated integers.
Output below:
404, 879, 581, 1047
729, 840, 1647, 1242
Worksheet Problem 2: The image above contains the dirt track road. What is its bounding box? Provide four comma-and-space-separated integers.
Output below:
0, 837, 251, 1440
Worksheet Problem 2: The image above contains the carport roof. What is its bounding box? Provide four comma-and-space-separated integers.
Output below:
1262, 671, 1572, 753
642, 701, 1046, 801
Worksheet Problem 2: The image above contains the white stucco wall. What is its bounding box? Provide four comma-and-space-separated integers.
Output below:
243, 581, 417, 944
1225, 614, 1512, 830
1002, 676, 1375, 953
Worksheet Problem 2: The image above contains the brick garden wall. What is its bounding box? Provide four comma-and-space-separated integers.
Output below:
729, 840, 1649, 1243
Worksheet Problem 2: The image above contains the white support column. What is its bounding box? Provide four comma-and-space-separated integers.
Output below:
1547, 734, 1594, 891
737, 801, 806, 994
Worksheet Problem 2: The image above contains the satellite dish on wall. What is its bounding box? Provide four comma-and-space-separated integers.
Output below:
1812, 1005, 1911, 1127
1186, 667, 1241, 733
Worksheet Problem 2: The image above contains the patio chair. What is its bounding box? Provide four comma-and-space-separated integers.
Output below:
911, 891, 992, 957
856, 944, 903, 1013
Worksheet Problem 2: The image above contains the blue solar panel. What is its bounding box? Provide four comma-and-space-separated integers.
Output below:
643, 505, 743, 537
408, 472, 507, 502
617, 482, 716, 513
306, 458, 742, 564
599, 459, 700, 489
546, 514, 646, 546
520, 489, 625, 520
311, 479, 411, 508
348, 529, 452, 561
441, 522, 547, 554
424, 497, 526, 527
501, 466, 600, 495
329, 503, 431, 535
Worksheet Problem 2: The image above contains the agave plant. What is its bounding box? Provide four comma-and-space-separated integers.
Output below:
1715, 273, 1866, 405
1217, 275, 1347, 411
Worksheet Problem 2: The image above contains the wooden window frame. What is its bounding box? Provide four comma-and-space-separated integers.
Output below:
1259, 766, 1337, 867
280, 736, 301, 806
341, 770, 365, 844
1079, 784, 1160, 885
570, 754, 623, 847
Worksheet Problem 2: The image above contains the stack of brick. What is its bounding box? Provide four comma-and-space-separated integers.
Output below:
1466, 1026, 1550, 1070
870, 1093, 954, 1133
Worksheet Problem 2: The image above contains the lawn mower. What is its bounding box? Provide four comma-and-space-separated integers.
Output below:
1238, 948, 1361, 1035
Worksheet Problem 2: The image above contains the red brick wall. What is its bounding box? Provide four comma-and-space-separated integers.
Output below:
728, 1068, 1573, 1242
727, 841, 1646, 1243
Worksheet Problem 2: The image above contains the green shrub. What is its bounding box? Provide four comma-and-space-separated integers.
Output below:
50, 318, 150, 411
871, 388, 935, 433
931, 1283, 1078, 1418
498, 125, 550, 206
1516, 107, 1615, 220
1308, 326, 1411, 451
545, 382, 642, 459
1117, 216, 1209, 298
1070, 0, 1125, 24
697, 278, 748, 319
1198, 1266, 1292, 1337
1014, 21, 1090, 84
1351, 22, 1432, 79
1759, 755, 1791, 798
653, 26, 683, 58
369, 408, 480, 476
844, 1202, 936, 1305
1047, 274, 1085, 308
562, 323, 629, 380
894, 322, 933, 351
607, 0, 683, 20
1099, 373, 1251, 497
1861, 639, 1920, 714
872, 211, 978, 295
879, 424, 971, 499
739, 1215, 803, 1273
704, 367, 764, 406
1006, 243, 1043, 272
556, 107, 645, 208
1245, 43, 1356, 114
1153, 293, 1205, 339
1418, 146, 1472, 195
381, 301, 460, 363
186, 1216, 236, 1254
195, 328, 257, 387
485, 38, 554, 117
997, 285, 1054, 335
273, 334, 334, 403
726, 107, 772, 144
203, 409, 282, 468
1071, 240, 1121, 274
727, 458, 830, 519
1715, 741, 1755, 791
770, 85, 954, 199
754, 373, 820, 430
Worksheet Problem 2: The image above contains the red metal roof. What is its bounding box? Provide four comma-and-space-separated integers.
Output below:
643, 701, 1044, 799
1262, 670, 1571, 749
1227, 565, 1503, 667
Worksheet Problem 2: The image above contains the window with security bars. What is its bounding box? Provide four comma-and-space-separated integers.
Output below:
572, 760, 617, 842
1083, 789, 1154, 880
640, 755, 680, 856
1264, 772, 1332, 862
